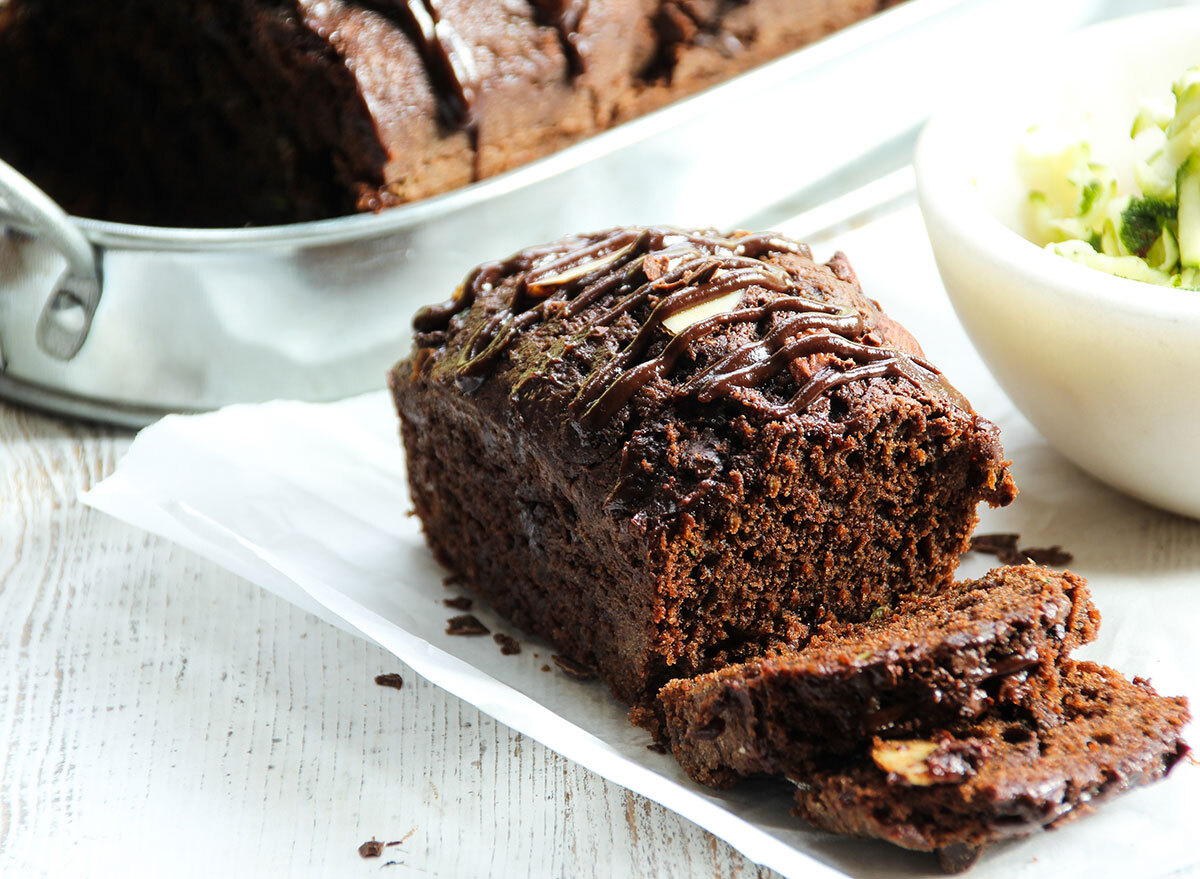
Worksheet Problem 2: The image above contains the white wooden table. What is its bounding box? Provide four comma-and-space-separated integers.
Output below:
0, 401, 777, 878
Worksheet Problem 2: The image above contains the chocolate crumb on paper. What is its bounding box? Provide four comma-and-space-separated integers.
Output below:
552, 654, 596, 680
1021, 546, 1074, 566
374, 673, 404, 690
969, 533, 1073, 567
359, 839, 384, 858
493, 633, 521, 655
968, 533, 1021, 564
540, 664, 551, 672
442, 596, 474, 611
646, 742, 668, 754
446, 614, 490, 636
936, 843, 981, 874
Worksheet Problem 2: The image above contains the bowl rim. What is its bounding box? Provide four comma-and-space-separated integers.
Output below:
913, 6, 1200, 322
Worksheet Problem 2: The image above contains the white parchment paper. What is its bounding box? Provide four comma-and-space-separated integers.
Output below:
82, 207, 1199, 879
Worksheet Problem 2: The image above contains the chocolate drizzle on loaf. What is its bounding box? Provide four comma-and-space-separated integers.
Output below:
374, 0, 589, 135
378, 0, 479, 132
528, 0, 590, 76
413, 226, 956, 427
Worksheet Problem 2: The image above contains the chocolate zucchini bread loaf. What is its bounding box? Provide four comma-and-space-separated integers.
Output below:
392, 227, 1016, 705
657, 565, 1100, 788
790, 662, 1191, 869
0, 0, 888, 226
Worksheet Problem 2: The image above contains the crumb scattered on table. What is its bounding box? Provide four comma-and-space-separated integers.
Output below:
359, 839, 384, 858
551, 654, 596, 680
446, 614, 490, 636
1021, 546, 1073, 566
443, 596, 473, 611
968, 533, 1073, 567
968, 533, 1021, 563
373, 673, 404, 690
494, 633, 521, 655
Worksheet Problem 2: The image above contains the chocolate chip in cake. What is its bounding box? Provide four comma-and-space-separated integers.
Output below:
443, 596, 474, 611
374, 673, 404, 690
446, 614, 490, 636
552, 655, 596, 680
359, 839, 384, 858
494, 633, 521, 655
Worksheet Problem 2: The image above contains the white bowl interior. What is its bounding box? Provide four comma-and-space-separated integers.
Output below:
973, 11, 1200, 237
915, 7, 1200, 519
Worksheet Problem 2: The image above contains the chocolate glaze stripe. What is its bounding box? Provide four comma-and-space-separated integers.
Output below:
412, 228, 636, 334
414, 225, 753, 339
374, 0, 590, 146
380, 0, 479, 132
578, 298, 870, 426
730, 233, 813, 260
455, 227, 754, 376
412, 227, 949, 424
527, 0, 590, 76
412, 238, 594, 335
573, 264, 821, 416
459, 231, 654, 377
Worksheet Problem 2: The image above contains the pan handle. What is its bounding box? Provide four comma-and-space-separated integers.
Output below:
0, 157, 102, 361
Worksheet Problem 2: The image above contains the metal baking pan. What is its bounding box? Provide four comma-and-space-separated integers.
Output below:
0, 0, 1160, 426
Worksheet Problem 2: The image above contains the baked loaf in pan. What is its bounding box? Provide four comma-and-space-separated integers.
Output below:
656, 565, 1100, 788
391, 226, 1016, 705
0, 0, 890, 226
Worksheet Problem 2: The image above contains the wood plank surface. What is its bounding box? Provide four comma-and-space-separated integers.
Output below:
0, 401, 777, 878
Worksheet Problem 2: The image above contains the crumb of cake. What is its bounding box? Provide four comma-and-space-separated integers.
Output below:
1020, 546, 1073, 566
968, 533, 1021, 563
446, 614, 490, 636
358, 839, 384, 858
552, 655, 596, 680
443, 596, 474, 610
540, 664, 551, 672
374, 673, 404, 690
969, 533, 1073, 567
646, 742, 668, 754
494, 633, 521, 655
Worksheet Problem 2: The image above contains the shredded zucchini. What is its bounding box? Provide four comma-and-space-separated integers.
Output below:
1021, 66, 1200, 288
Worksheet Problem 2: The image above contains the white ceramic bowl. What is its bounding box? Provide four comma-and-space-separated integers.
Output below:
915, 7, 1200, 520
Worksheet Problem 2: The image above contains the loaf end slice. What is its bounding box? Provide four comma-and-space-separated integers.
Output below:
789, 661, 1191, 870
655, 565, 1100, 788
